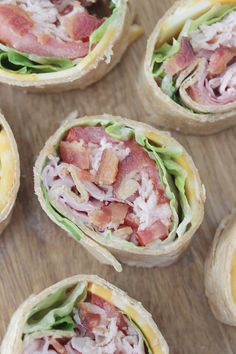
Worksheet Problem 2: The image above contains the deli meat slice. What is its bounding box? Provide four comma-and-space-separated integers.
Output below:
165, 37, 195, 76
0, 4, 95, 59
208, 47, 236, 76
64, 12, 104, 41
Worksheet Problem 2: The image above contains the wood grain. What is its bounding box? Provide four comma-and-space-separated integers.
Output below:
0, 1, 236, 353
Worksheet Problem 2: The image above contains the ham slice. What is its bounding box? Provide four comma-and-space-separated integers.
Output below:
165, 37, 195, 76
187, 62, 236, 107
0, 4, 89, 59
60, 141, 90, 170
64, 12, 104, 41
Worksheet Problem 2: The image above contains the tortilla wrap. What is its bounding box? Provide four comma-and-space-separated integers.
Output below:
140, 0, 236, 135
0, 0, 143, 93
34, 114, 205, 271
205, 210, 236, 326
1, 274, 169, 354
0, 112, 20, 235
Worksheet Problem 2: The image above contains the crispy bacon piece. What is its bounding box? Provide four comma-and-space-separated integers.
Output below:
88, 202, 128, 227
91, 295, 128, 333
114, 140, 161, 195
137, 220, 169, 246
0, 4, 89, 59
65, 126, 115, 144
64, 12, 104, 41
88, 207, 112, 227
60, 141, 90, 170
80, 304, 101, 331
96, 149, 119, 185
124, 213, 139, 229
106, 202, 129, 225
208, 46, 236, 76
164, 37, 195, 76
50, 339, 67, 354
113, 227, 133, 239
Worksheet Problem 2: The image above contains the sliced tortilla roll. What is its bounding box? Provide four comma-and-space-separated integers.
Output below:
1, 274, 169, 354
205, 211, 236, 326
34, 114, 205, 271
140, 0, 236, 135
0, 112, 20, 235
0, 0, 143, 93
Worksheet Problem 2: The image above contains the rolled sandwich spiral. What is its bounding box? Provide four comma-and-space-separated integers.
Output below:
140, 0, 236, 135
1, 274, 169, 354
34, 113, 205, 272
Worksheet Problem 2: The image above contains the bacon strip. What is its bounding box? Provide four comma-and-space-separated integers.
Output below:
60, 141, 90, 170
137, 220, 169, 246
65, 126, 115, 144
208, 46, 236, 76
88, 207, 112, 227
96, 149, 119, 186
106, 202, 129, 225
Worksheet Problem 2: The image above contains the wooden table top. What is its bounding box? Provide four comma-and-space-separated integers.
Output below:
0, 1, 236, 353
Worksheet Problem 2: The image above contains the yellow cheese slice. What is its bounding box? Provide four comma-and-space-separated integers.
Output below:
231, 251, 236, 304
128, 24, 144, 45
88, 282, 163, 354
0, 129, 15, 212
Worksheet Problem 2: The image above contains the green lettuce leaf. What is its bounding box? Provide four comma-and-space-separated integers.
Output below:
90, 1, 121, 47
125, 314, 152, 354
105, 122, 133, 140
24, 282, 87, 334
161, 74, 175, 98
162, 159, 192, 236
151, 39, 180, 78
0, 44, 74, 74
42, 185, 83, 241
